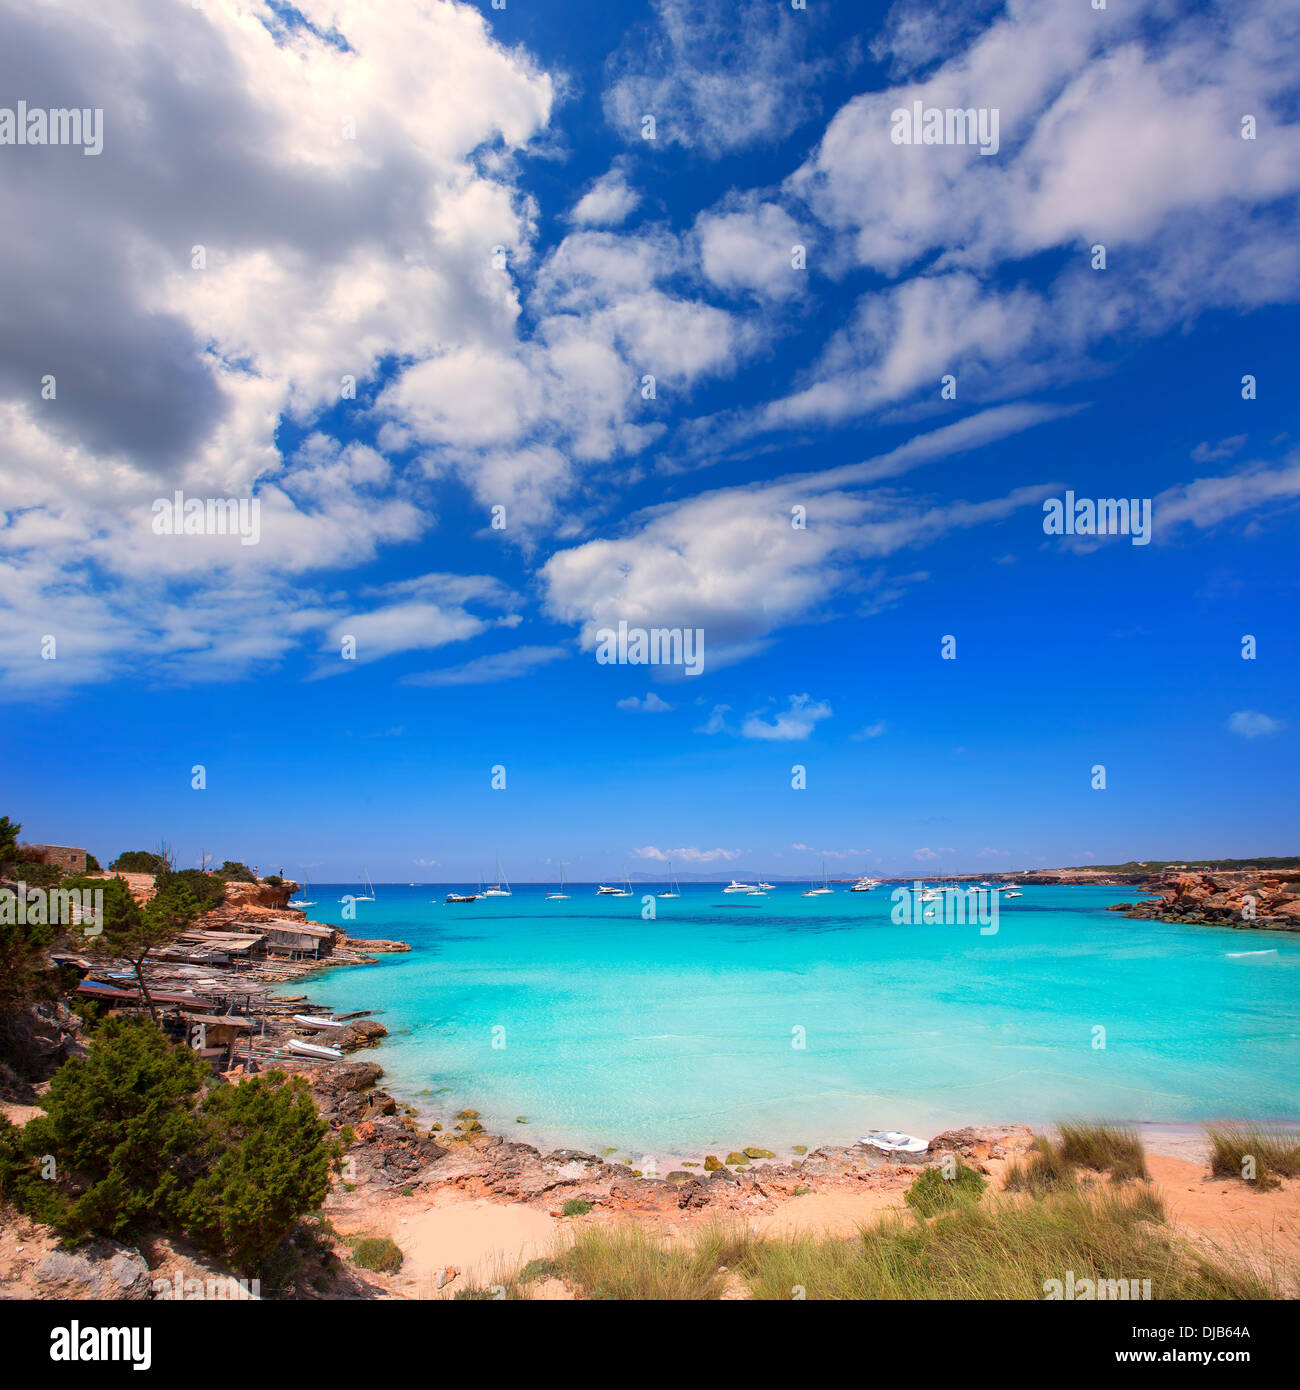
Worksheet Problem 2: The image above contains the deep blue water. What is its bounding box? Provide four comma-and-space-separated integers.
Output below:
298, 883, 1300, 1156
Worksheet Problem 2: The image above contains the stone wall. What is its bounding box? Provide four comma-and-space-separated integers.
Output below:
23, 844, 88, 874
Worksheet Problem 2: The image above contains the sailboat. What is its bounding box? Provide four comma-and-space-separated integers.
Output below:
341, 868, 375, 903
289, 875, 317, 909
545, 863, 569, 901
479, 858, 512, 897
805, 859, 834, 895
657, 862, 680, 899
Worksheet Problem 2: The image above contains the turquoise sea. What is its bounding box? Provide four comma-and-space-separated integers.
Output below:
302, 884, 1300, 1156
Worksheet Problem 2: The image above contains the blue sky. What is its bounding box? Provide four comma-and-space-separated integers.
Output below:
1, 0, 1297, 880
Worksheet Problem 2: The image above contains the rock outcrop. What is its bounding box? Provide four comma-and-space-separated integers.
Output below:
36, 1242, 153, 1300
1124, 871, 1300, 931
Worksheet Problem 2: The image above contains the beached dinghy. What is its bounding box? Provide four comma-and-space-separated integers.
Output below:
293, 1014, 344, 1029
286, 1038, 344, 1061
859, 1130, 928, 1153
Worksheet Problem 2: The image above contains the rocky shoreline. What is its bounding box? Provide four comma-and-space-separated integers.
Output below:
1115, 869, 1300, 931
306, 1055, 1035, 1218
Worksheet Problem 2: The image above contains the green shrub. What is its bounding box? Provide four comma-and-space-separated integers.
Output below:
562, 1198, 592, 1217
2, 1019, 332, 1274
214, 861, 256, 884
108, 850, 170, 874
176, 1072, 333, 1271
351, 1236, 403, 1273
158, 868, 225, 915
5, 1015, 207, 1238
905, 1161, 987, 1217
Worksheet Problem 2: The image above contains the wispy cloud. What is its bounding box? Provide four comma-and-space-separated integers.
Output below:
631, 845, 741, 862
696, 704, 732, 734
616, 692, 675, 712
402, 645, 568, 687
1227, 710, 1284, 739
742, 694, 832, 741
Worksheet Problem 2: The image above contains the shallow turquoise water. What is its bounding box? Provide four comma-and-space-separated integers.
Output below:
303, 884, 1300, 1155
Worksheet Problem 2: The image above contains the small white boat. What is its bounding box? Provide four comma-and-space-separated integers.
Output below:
293, 1014, 345, 1029
757, 881, 774, 891
849, 875, 878, 892
859, 1130, 928, 1154
657, 861, 680, 899
1003, 890, 1023, 899
723, 880, 758, 894
286, 1038, 344, 1061
445, 892, 476, 903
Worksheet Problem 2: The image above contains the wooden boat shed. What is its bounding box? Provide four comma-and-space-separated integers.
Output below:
259, 920, 334, 960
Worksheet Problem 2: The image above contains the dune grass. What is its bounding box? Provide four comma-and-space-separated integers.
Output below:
513, 1182, 1282, 1300
1003, 1135, 1080, 1196
1005, 1123, 1148, 1193
456, 1120, 1295, 1301
1056, 1122, 1149, 1181
730, 1187, 1272, 1301
1206, 1125, 1300, 1188
554, 1223, 733, 1300
349, 1236, 403, 1273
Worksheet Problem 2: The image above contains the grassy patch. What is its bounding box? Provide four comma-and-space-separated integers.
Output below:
1056, 1122, 1149, 1182
562, 1198, 593, 1217
350, 1236, 403, 1273
557, 1224, 732, 1300
905, 1162, 987, 1218
1207, 1125, 1300, 1188
481, 1179, 1293, 1301
1003, 1136, 1079, 1196
733, 1187, 1277, 1300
